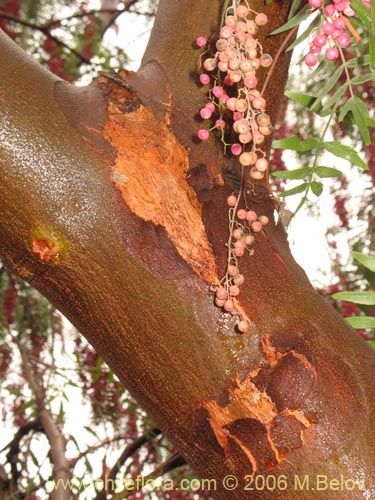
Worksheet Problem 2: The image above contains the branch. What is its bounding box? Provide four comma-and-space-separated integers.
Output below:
108, 452, 186, 500
0, 14, 91, 64
96, 428, 161, 500
17, 343, 70, 500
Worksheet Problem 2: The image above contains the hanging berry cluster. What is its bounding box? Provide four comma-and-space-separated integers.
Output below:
304, 0, 361, 66
195, 1, 273, 334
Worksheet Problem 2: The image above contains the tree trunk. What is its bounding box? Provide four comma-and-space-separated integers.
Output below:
1, 1, 375, 498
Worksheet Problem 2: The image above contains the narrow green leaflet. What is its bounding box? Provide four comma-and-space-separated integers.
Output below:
351, 72, 375, 85
351, 0, 372, 29
321, 85, 348, 115
347, 54, 370, 68
278, 182, 308, 198
270, 4, 311, 35
310, 181, 323, 196
323, 141, 368, 170
346, 316, 375, 328
315, 166, 342, 178
272, 136, 318, 151
332, 291, 375, 305
285, 91, 317, 108
286, 14, 321, 52
272, 166, 310, 179
338, 98, 354, 122
310, 65, 344, 113
352, 251, 375, 272
288, 0, 306, 18
351, 96, 375, 145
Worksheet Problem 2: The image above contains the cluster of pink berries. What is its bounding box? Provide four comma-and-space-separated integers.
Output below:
195, 2, 274, 334
304, 0, 359, 66
196, 1, 273, 181
213, 194, 269, 333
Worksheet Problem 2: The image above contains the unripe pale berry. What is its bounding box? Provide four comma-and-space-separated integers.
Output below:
246, 210, 257, 222
234, 247, 244, 257
227, 195, 237, 207
244, 75, 258, 89
237, 209, 247, 220
229, 285, 240, 297
239, 152, 256, 166
236, 99, 248, 112
237, 320, 250, 333
258, 215, 269, 225
218, 61, 229, 72
224, 299, 235, 312
239, 132, 252, 144
236, 5, 249, 17
203, 58, 217, 71
216, 287, 228, 300
246, 20, 258, 35
250, 168, 264, 180
233, 274, 245, 286
216, 38, 228, 51
255, 158, 269, 172
257, 113, 271, 126
228, 265, 239, 276
260, 54, 273, 67
233, 228, 244, 240
259, 124, 273, 136
253, 97, 266, 110
255, 13, 268, 26
244, 234, 254, 246
225, 15, 236, 27
251, 221, 263, 232
215, 298, 226, 307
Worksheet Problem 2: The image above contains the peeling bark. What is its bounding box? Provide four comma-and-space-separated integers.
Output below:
1, 1, 375, 499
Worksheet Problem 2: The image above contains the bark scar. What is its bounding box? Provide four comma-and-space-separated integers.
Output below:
100, 76, 218, 283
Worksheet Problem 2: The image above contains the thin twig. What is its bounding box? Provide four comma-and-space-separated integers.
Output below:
261, 26, 299, 97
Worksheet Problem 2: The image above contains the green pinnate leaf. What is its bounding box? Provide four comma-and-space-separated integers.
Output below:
272, 167, 310, 180
270, 4, 311, 35
323, 141, 368, 170
310, 181, 323, 197
315, 166, 342, 178
346, 316, 375, 329
272, 136, 318, 152
278, 183, 308, 198
352, 251, 375, 272
285, 91, 317, 107
332, 291, 375, 305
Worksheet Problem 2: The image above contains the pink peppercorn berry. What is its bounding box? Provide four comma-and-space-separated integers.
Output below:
197, 129, 209, 141
326, 47, 339, 60
216, 287, 228, 300
237, 320, 250, 333
309, 0, 324, 7
304, 53, 318, 67
227, 195, 237, 207
199, 74, 210, 85
230, 143, 242, 156
196, 37, 207, 47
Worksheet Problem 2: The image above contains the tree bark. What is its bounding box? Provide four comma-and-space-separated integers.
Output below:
1, 1, 375, 498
